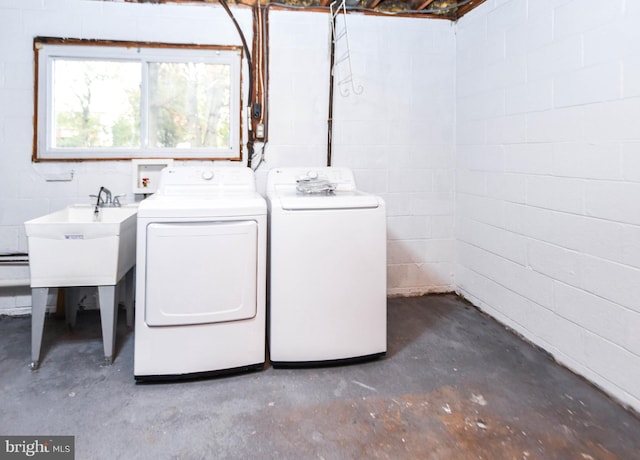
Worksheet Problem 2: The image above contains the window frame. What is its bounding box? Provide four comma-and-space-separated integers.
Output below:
33, 37, 244, 162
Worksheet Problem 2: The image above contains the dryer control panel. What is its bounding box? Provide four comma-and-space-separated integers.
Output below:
156, 167, 256, 196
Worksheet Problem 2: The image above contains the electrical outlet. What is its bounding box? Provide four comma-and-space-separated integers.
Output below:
256, 123, 265, 139
252, 103, 262, 119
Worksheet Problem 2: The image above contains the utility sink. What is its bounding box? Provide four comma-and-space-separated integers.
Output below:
25, 204, 137, 287
24, 204, 138, 369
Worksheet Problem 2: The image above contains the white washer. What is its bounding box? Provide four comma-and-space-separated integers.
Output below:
135, 166, 266, 380
267, 167, 387, 366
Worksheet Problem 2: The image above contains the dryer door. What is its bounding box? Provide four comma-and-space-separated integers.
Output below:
144, 220, 257, 326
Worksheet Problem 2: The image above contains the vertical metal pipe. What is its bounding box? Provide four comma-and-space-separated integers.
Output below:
327, 11, 336, 167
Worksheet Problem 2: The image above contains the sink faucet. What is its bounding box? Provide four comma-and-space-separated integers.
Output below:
94, 186, 112, 220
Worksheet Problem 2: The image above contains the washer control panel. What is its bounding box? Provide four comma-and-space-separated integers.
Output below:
268, 167, 357, 192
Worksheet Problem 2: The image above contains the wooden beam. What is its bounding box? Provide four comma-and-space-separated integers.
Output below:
416, 0, 437, 10
367, 0, 384, 9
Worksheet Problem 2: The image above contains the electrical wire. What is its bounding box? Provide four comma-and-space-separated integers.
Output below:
218, 0, 256, 167
218, 0, 253, 99
251, 2, 269, 171
255, 1, 264, 124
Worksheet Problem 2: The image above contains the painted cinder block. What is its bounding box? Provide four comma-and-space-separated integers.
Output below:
553, 0, 624, 42
458, 193, 504, 228
458, 144, 505, 172
585, 180, 640, 225
622, 56, 640, 98
554, 63, 621, 108
526, 175, 584, 214
459, 240, 554, 308
505, 14, 553, 58
456, 265, 533, 330
0, 89, 31, 118
583, 330, 640, 399
579, 254, 640, 313
387, 262, 454, 295
583, 98, 640, 142
0, 9, 23, 57
620, 224, 640, 270
528, 35, 582, 81
583, 22, 626, 66
485, 172, 527, 203
552, 141, 623, 180
487, 0, 527, 32
431, 215, 454, 239
388, 169, 433, 193
457, 216, 527, 265
525, 301, 587, 365
505, 78, 553, 115
409, 194, 454, 217
486, 114, 527, 145
553, 282, 640, 356
386, 215, 431, 241
526, 106, 583, 143
458, 89, 506, 122
527, 239, 582, 289
456, 169, 486, 195
457, 0, 640, 413
25, 8, 83, 39
503, 143, 553, 175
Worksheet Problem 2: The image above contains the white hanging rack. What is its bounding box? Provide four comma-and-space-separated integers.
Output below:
330, 0, 363, 97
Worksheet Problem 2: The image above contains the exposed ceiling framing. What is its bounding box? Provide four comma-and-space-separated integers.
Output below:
124, 0, 487, 20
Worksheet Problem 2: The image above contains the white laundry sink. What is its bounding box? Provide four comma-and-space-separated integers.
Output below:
25, 204, 137, 287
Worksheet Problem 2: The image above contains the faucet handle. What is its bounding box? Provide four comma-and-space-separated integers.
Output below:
89, 194, 103, 204
113, 195, 125, 207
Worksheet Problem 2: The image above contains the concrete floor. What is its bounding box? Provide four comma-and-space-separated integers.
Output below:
1, 294, 639, 459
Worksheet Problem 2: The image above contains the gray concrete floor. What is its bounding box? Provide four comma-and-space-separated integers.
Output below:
1, 294, 639, 459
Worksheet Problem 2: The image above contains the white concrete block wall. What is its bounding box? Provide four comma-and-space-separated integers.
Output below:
220, 11, 457, 296
331, 16, 456, 296
256, 11, 330, 169
456, 0, 640, 412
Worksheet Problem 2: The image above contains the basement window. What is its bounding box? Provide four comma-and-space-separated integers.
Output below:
34, 38, 243, 161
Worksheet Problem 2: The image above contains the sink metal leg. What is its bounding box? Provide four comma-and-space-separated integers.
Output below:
64, 287, 79, 328
98, 285, 117, 365
124, 269, 134, 328
30, 287, 48, 370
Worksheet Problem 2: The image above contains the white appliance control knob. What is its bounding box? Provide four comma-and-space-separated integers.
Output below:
307, 170, 318, 179
201, 170, 214, 180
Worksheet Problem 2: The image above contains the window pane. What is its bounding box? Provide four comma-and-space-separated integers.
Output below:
148, 62, 231, 149
52, 59, 141, 148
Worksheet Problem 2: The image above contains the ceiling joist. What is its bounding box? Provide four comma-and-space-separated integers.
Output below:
416, 0, 437, 11
123, 0, 487, 20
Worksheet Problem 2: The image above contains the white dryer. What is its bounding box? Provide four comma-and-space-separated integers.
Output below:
267, 167, 387, 366
135, 166, 266, 380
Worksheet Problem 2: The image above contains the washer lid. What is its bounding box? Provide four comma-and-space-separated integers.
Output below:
276, 190, 380, 210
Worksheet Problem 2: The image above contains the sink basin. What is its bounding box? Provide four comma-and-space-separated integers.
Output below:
25, 204, 138, 287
